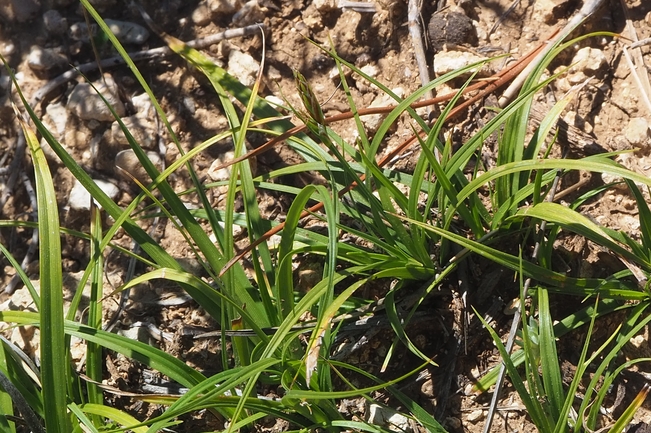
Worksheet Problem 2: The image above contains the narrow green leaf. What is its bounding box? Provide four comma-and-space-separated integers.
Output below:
12, 92, 69, 432
537, 288, 564, 420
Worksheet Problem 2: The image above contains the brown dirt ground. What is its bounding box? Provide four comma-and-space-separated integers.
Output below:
2, 0, 651, 432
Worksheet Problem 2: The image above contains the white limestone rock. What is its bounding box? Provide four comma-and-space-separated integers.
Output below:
67, 75, 125, 122
228, 49, 260, 87
208, 0, 242, 14
362, 87, 404, 132
68, 178, 120, 210
434, 50, 491, 77
27, 45, 68, 74
567, 47, 607, 85
111, 115, 158, 149
69, 19, 149, 44
366, 404, 413, 433
625, 117, 650, 146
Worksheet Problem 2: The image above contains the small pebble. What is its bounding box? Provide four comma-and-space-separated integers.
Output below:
68, 178, 120, 210
111, 114, 158, 149
366, 404, 413, 432
313, 0, 337, 12
67, 75, 125, 122
567, 47, 607, 85
44, 102, 69, 136
625, 117, 650, 146
27, 46, 68, 75
192, 3, 212, 26
467, 409, 485, 423
434, 50, 490, 77
115, 150, 163, 185
69, 19, 149, 44
362, 88, 404, 132
208, 0, 242, 14
232, 0, 265, 26
228, 50, 260, 87
43, 9, 68, 35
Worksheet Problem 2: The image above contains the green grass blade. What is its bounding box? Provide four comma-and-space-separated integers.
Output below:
85, 205, 104, 412
476, 309, 553, 430
78, 403, 149, 433
400, 218, 642, 298
11, 91, 69, 432
116, 268, 269, 342
0, 311, 206, 388
515, 202, 651, 271
537, 288, 564, 420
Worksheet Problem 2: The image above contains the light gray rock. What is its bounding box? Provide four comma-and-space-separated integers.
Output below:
232, 0, 265, 26
567, 47, 607, 85
208, 0, 242, 14
111, 114, 158, 149
43, 9, 68, 35
69, 19, 149, 44
467, 409, 485, 423
27, 46, 68, 74
67, 76, 125, 122
44, 101, 68, 137
362, 87, 404, 132
68, 178, 120, 210
434, 50, 491, 77
228, 50, 260, 87
366, 404, 413, 433
313, 0, 337, 12
625, 117, 650, 146
115, 149, 162, 185
192, 3, 213, 26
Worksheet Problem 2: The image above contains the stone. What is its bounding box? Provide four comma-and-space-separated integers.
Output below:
232, 0, 265, 26
625, 117, 649, 146
228, 50, 260, 87
192, 3, 212, 26
208, 0, 242, 14
362, 87, 404, 132
434, 50, 491, 77
67, 75, 125, 122
313, 0, 337, 12
69, 19, 149, 45
115, 149, 163, 185
467, 409, 485, 423
0, 0, 41, 23
111, 114, 158, 149
45, 102, 68, 134
68, 178, 120, 210
208, 150, 236, 182
27, 46, 68, 75
43, 9, 68, 35
567, 47, 607, 85
366, 403, 413, 432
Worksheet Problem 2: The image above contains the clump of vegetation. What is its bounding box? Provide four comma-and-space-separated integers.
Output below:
0, 1, 649, 432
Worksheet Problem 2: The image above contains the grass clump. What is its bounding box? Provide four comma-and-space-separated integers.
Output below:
0, 1, 649, 432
